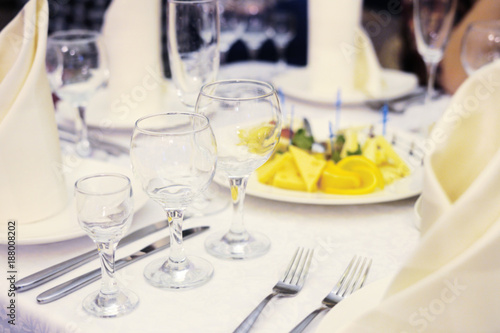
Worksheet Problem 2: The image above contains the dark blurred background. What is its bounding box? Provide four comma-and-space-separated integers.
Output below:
0, 0, 474, 84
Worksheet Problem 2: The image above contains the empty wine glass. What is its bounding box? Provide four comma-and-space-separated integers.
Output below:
269, 11, 296, 69
413, 0, 457, 102
130, 112, 217, 289
240, 13, 271, 60
195, 79, 282, 260
219, 7, 246, 64
167, 0, 220, 109
461, 20, 500, 76
46, 30, 109, 157
75, 173, 138, 318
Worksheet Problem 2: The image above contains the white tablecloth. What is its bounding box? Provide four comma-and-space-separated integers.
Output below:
0, 62, 450, 333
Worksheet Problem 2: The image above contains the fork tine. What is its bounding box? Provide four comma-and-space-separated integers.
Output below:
339, 256, 362, 297
295, 249, 314, 287
332, 255, 357, 294
281, 247, 302, 283
352, 258, 372, 292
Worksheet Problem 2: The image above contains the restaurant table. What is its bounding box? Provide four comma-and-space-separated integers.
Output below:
1, 62, 451, 333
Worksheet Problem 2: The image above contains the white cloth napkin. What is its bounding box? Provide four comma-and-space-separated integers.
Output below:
333, 60, 500, 332
87, 0, 166, 128
0, 0, 67, 224
307, 0, 384, 99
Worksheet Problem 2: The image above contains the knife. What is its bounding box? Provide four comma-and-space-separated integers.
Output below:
16, 218, 175, 292
36, 226, 209, 304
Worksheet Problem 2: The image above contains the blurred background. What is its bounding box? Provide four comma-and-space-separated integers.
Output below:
0, 0, 475, 86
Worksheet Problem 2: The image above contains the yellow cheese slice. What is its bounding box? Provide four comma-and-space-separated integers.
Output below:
289, 145, 327, 192
256, 152, 292, 184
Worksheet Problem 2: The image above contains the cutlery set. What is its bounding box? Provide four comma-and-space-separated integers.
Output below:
16, 225, 371, 331
233, 250, 371, 333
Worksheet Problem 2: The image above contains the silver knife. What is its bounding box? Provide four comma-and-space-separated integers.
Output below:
36, 226, 209, 304
16, 218, 175, 292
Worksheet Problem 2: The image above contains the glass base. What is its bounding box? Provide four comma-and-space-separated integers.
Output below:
187, 182, 229, 217
204, 230, 270, 260
82, 288, 139, 318
144, 256, 213, 290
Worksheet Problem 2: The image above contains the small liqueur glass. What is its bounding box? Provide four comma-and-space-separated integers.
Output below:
75, 173, 138, 318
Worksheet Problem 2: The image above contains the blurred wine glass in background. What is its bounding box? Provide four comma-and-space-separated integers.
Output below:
461, 20, 500, 76
219, 5, 246, 65
413, 0, 457, 103
240, 13, 272, 61
268, 10, 296, 70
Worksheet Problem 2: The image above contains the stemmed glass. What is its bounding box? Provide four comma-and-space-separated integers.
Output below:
461, 20, 500, 75
219, 7, 246, 64
240, 13, 271, 60
75, 173, 138, 317
167, 0, 220, 109
195, 79, 282, 260
46, 30, 109, 157
130, 113, 217, 289
413, 0, 457, 102
269, 11, 296, 69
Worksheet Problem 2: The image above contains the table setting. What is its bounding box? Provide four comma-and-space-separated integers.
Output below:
1, 0, 500, 332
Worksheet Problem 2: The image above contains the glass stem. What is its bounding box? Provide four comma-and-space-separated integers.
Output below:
166, 209, 188, 269
76, 106, 91, 157
96, 241, 119, 297
425, 61, 438, 104
225, 176, 250, 242
276, 46, 287, 68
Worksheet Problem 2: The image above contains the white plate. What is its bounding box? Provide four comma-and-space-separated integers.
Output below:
245, 124, 425, 205
315, 276, 393, 332
0, 158, 149, 245
273, 68, 419, 105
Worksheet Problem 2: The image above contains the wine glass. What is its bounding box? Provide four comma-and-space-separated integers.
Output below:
167, 0, 220, 109
195, 79, 282, 260
46, 30, 109, 157
461, 20, 500, 75
240, 13, 272, 60
74, 173, 138, 317
219, 6, 246, 64
413, 0, 457, 102
269, 11, 296, 70
130, 112, 217, 289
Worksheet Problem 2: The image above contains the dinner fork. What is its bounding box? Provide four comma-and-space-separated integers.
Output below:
289, 255, 372, 333
233, 247, 314, 333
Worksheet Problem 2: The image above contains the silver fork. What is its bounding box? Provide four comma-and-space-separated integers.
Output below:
289, 255, 372, 333
233, 247, 314, 333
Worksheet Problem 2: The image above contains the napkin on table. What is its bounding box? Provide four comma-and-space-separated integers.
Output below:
87, 0, 166, 128
0, 0, 67, 224
334, 59, 500, 332
307, 0, 384, 99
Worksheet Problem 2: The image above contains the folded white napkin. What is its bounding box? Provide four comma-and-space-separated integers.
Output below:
334, 60, 500, 332
0, 0, 67, 224
87, 0, 166, 128
307, 0, 384, 99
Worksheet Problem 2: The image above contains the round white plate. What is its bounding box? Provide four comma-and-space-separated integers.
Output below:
272, 68, 419, 105
0, 158, 149, 245
245, 125, 425, 205
315, 276, 393, 332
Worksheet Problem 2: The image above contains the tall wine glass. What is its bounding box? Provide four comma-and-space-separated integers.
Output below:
413, 0, 457, 102
269, 11, 296, 70
130, 113, 217, 289
75, 173, 138, 317
461, 20, 500, 76
219, 6, 246, 64
167, 0, 220, 109
240, 13, 271, 60
195, 79, 282, 260
46, 30, 109, 157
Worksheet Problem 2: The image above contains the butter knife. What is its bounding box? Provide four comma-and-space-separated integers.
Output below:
16, 218, 175, 292
36, 226, 209, 304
